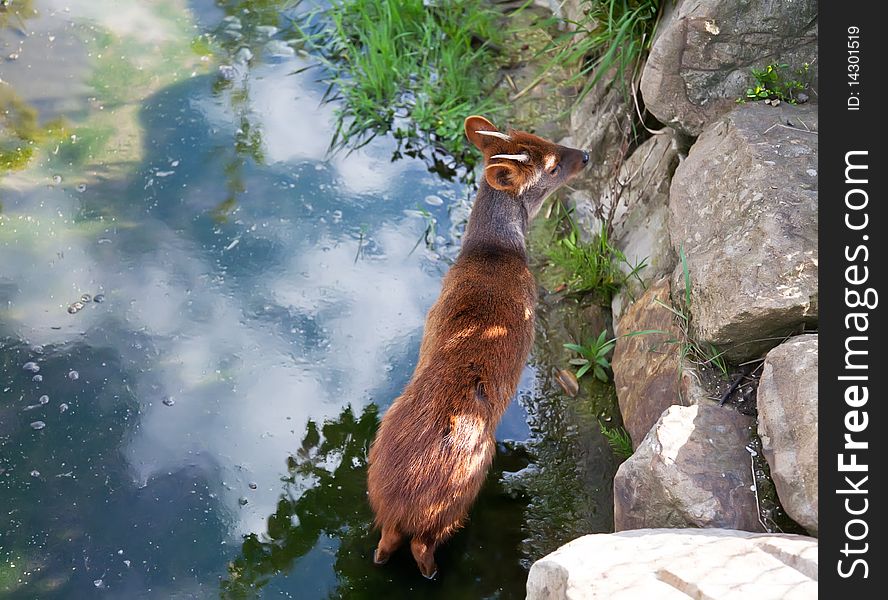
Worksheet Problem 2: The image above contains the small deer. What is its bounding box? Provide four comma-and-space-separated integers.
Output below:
367, 116, 589, 579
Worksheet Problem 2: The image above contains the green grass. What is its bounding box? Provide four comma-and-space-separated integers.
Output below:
295, 0, 510, 170
517, 0, 662, 105
738, 63, 811, 104
542, 203, 646, 302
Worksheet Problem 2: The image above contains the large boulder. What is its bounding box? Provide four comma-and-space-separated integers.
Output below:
757, 334, 818, 536
640, 0, 818, 136
607, 132, 680, 305
568, 69, 633, 222
526, 528, 818, 599
669, 102, 818, 362
614, 403, 763, 532
612, 277, 683, 448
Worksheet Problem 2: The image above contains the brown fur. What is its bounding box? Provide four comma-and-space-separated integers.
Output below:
367, 116, 589, 578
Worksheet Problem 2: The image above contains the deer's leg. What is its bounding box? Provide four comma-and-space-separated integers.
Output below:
373, 525, 403, 566
410, 537, 438, 580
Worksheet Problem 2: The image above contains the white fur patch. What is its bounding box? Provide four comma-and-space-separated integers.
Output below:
490, 153, 529, 163
475, 130, 512, 141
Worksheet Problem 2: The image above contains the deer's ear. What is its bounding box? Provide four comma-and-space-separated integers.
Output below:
484, 162, 522, 192
465, 115, 501, 151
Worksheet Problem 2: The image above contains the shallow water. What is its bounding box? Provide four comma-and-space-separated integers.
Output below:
1, 2, 618, 598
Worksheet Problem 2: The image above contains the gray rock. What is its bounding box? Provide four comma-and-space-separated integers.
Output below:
757, 334, 818, 535
669, 103, 818, 362
611, 133, 679, 293
526, 528, 817, 599
640, 0, 818, 136
614, 403, 763, 532
568, 69, 633, 221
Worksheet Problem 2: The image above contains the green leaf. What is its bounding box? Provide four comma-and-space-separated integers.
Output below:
576, 363, 592, 378
593, 366, 608, 382
596, 330, 608, 347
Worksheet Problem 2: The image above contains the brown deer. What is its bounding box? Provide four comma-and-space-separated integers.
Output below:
367, 116, 589, 579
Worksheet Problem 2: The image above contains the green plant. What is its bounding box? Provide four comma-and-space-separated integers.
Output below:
739, 63, 811, 104
564, 328, 663, 382
599, 421, 633, 459
565, 330, 615, 382
295, 0, 510, 172
653, 246, 729, 377
544, 206, 646, 301
516, 0, 663, 104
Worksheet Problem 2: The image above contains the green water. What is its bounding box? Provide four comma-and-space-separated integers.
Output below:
1, 2, 618, 598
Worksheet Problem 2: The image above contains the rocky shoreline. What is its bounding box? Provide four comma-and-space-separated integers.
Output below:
526, 0, 820, 596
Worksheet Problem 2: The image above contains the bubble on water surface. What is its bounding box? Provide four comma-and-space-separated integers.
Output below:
94, 294, 105, 303
76, 184, 87, 192
162, 397, 175, 407
218, 65, 237, 81
39, 395, 49, 405
59, 403, 69, 413
51, 174, 62, 184
30, 421, 46, 430
23, 362, 40, 373
32, 375, 43, 382
80, 294, 92, 303
424, 194, 444, 206
67, 370, 79, 381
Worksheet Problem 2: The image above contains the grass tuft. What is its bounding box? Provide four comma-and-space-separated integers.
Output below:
542, 202, 646, 302
294, 0, 511, 174
517, 0, 662, 105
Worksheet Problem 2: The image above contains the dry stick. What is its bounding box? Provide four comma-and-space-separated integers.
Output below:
629, 39, 671, 137
718, 363, 753, 406
504, 73, 519, 93
764, 121, 818, 135
749, 450, 773, 532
